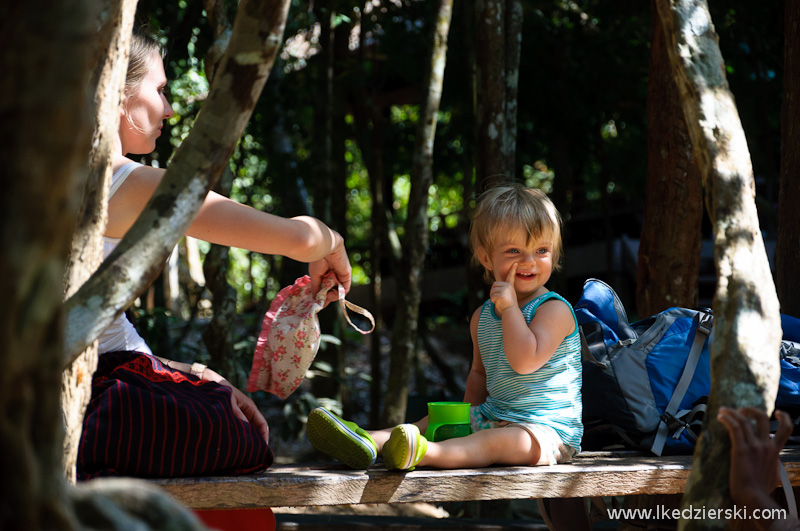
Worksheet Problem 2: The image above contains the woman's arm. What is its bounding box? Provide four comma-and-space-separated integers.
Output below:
108, 165, 340, 259
107, 163, 351, 296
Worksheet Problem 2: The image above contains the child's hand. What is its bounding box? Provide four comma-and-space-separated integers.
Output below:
490, 262, 518, 315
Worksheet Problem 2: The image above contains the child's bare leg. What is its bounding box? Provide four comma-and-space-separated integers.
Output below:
369, 417, 429, 453
419, 426, 540, 468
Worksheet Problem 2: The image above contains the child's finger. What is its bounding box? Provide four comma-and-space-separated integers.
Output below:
506, 262, 518, 286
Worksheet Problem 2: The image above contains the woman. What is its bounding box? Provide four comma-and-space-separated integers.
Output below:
77, 28, 351, 480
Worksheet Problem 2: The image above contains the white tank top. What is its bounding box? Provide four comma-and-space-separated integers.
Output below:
97, 162, 153, 355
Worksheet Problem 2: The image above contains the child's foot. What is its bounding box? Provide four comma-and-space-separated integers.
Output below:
383, 424, 428, 471
306, 407, 377, 470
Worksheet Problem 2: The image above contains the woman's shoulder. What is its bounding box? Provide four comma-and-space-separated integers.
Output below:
110, 158, 146, 198
112, 156, 141, 173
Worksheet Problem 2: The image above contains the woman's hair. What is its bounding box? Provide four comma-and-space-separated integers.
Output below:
125, 28, 163, 97
469, 184, 564, 281
121, 28, 164, 130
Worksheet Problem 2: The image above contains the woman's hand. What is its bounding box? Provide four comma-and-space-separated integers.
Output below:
309, 236, 352, 306
201, 365, 269, 444
159, 359, 270, 443
217, 379, 270, 443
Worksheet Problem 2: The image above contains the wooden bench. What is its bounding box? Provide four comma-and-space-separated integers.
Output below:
150, 448, 800, 511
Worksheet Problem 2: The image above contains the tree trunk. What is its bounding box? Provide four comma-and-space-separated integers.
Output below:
1, 0, 98, 526
63, 0, 292, 365
383, 0, 454, 427
653, 2, 783, 530
309, 1, 345, 405
198, 0, 240, 386
475, 0, 509, 189
203, 168, 241, 384
503, 0, 522, 180
349, 2, 391, 427
4, 0, 292, 527
60, 0, 138, 485
636, 0, 703, 317
777, 1, 800, 318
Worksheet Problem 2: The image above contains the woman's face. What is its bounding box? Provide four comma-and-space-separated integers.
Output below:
119, 52, 174, 155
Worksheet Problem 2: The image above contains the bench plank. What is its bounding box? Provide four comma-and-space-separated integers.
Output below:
149, 449, 800, 510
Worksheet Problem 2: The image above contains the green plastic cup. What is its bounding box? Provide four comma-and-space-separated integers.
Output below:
425, 401, 472, 442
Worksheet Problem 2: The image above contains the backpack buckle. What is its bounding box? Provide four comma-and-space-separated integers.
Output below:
697, 313, 713, 336
661, 411, 689, 434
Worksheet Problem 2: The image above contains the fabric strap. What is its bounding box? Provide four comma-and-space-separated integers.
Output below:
651, 312, 713, 456
336, 284, 375, 334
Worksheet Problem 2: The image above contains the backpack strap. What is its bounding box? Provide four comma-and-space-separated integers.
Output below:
579, 321, 608, 365
651, 312, 714, 456
779, 461, 799, 519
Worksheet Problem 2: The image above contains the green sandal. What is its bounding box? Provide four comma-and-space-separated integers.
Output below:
383, 424, 428, 471
306, 407, 377, 470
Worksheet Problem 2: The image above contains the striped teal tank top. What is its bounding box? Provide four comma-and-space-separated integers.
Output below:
475, 291, 583, 451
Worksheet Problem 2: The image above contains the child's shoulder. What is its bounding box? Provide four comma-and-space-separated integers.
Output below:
525, 290, 572, 311
530, 292, 577, 334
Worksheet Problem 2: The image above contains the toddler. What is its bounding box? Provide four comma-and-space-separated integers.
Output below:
307, 184, 582, 470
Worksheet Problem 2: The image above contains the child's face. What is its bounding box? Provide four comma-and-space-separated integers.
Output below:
477, 227, 554, 305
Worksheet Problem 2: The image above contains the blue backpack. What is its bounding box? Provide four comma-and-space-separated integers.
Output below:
777, 314, 800, 413
575, 279, 800, 456
575, 278, 713, 455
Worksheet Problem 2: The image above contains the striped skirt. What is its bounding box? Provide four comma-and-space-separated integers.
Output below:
77, 351, 273, 480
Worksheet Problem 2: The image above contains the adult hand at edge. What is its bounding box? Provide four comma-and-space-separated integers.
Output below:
717, 407, 792, 519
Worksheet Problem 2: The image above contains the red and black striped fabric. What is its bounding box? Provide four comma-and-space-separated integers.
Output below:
77, 351, 273, 480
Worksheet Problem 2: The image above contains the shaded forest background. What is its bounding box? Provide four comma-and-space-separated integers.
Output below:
127, 0, 786, 446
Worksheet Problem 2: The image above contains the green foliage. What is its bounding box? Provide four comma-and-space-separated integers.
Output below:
131, 0, 784, 434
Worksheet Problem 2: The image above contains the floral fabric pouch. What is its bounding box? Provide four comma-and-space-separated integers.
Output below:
247, 274, 374, 398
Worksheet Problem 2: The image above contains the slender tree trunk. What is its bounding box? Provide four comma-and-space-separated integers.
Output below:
383, 0, 453, 426
777, 0, 800, 318
60, 0, 138, 484
349, 2, 390, 426
460, 0, 484, 316
199, 0, 240, 386
475, 0, 508, 190
331, 18, 351, 407
203, 168, 241, 384
503, 0, 522, 180
367, 114, 388, 427
653, 3, 783, 530
309, 1, 345, 404
636, 0, 703, 317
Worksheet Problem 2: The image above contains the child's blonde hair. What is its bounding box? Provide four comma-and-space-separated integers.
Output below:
469, 184, 563, 282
